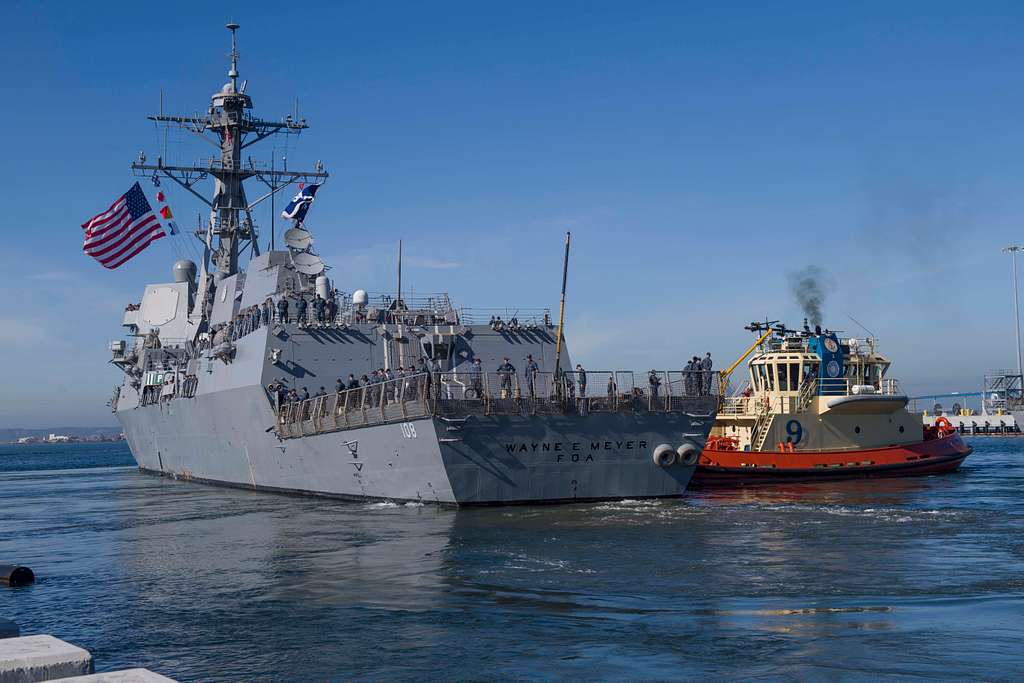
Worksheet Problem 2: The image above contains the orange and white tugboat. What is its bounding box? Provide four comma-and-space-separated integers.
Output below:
694, 321, 972, 486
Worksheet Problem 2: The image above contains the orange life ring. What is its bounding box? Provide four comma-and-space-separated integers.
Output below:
934, 416, 956, 436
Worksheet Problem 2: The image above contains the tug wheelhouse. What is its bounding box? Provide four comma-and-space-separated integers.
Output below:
695, 322, 972, 486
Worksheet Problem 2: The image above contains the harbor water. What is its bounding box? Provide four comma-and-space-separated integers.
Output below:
1, 440, 1022, 681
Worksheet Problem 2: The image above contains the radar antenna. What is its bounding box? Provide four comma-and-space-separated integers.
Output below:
131, 24, 328, 280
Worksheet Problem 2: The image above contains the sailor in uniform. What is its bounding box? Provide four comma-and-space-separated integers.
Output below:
276, 297, 289, 324
469, 358, 483, 398
701, 352, 713, 395
648, 370, 662, 399
498, 357, 516, 397
525, 354, 539, 398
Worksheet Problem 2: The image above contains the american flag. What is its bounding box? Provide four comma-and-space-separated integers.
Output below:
81, 182, 166, 269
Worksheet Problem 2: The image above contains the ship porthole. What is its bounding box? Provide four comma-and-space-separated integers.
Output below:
854, 426, 861, 434
899, 426, 905, 433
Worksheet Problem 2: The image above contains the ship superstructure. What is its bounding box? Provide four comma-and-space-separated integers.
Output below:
107, 25, 719, 504
693, 321, 971, 485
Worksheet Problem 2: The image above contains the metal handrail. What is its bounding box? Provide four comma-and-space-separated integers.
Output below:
275, 369, 720, 439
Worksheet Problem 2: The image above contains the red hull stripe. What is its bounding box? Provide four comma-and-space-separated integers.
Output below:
693, 433, 972, 486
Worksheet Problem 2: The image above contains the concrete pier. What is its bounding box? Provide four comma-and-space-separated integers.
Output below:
0, 635, 92, 682
0, 635, 178, 683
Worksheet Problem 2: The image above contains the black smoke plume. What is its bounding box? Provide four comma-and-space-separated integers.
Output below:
787, 266, 830, 327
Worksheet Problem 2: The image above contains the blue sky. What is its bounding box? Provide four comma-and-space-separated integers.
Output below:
1, 1, 1023, 427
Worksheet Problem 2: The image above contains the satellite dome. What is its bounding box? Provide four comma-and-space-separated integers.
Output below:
173, 260, 197, 284
352, 290, 368, 306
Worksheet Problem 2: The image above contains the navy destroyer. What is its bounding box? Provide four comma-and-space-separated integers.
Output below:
105, 25, 718, 504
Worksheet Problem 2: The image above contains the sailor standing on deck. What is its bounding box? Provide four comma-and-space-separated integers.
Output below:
313, 295, 326, 326
525, 354, 539, 398
325, 294, 337, 326
276, 297, 289, 324
296, 295, 308, 327
701, 352, 713, 395
384, 367, 395, 403
684, 358, 695, 396
648, 370, 661, 399
396, 366, 407, 401
498, 357, 516, 397
469, 358, 483, 398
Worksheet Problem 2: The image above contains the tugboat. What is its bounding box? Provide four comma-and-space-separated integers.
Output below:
692, 321, 971, 486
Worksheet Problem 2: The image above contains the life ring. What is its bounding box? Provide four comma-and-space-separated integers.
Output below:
464, 388, 478, 400
934, 416, 954, 434
652, 444, 676, 467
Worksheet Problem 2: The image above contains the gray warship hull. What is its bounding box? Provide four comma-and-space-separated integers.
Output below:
119, 396, 712, 505
115, 310, 718, 505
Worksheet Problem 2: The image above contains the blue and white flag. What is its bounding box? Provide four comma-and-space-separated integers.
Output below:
281, 183, 321, 223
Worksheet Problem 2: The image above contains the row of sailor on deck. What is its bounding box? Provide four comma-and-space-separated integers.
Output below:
682, 353, 714, 396
268, 359, 439, 414
207, 291, 458, 341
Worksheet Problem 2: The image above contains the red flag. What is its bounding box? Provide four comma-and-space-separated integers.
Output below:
159, 205, 174, 220
156, 191, 165, 202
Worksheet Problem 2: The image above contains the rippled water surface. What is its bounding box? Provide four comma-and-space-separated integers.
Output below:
1, 440, 1023, 681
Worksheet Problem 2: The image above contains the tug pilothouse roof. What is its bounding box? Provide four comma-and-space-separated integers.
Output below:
731, 320, 897, 407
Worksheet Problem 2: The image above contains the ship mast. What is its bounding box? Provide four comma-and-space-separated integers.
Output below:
131, 23, 328, 280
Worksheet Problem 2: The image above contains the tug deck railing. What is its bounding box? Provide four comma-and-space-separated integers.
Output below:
275, 370, 720, 439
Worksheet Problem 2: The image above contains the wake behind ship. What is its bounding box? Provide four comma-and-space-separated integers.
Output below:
102, 25, 718, 505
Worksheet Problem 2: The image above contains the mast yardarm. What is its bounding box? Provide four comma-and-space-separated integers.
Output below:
131, 23, 328, 280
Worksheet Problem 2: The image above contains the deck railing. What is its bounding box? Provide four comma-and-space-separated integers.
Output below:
275, 370, 720, 439
813, 377, 904, 398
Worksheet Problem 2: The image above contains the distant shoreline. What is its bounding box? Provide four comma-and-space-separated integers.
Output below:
4, 437, 126, 446
2, 428, 124, 446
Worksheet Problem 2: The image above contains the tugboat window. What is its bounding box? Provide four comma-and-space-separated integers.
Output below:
777, 363, 788, 391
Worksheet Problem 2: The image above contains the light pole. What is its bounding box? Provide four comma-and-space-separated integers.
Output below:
1003, 244, 1024, 384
